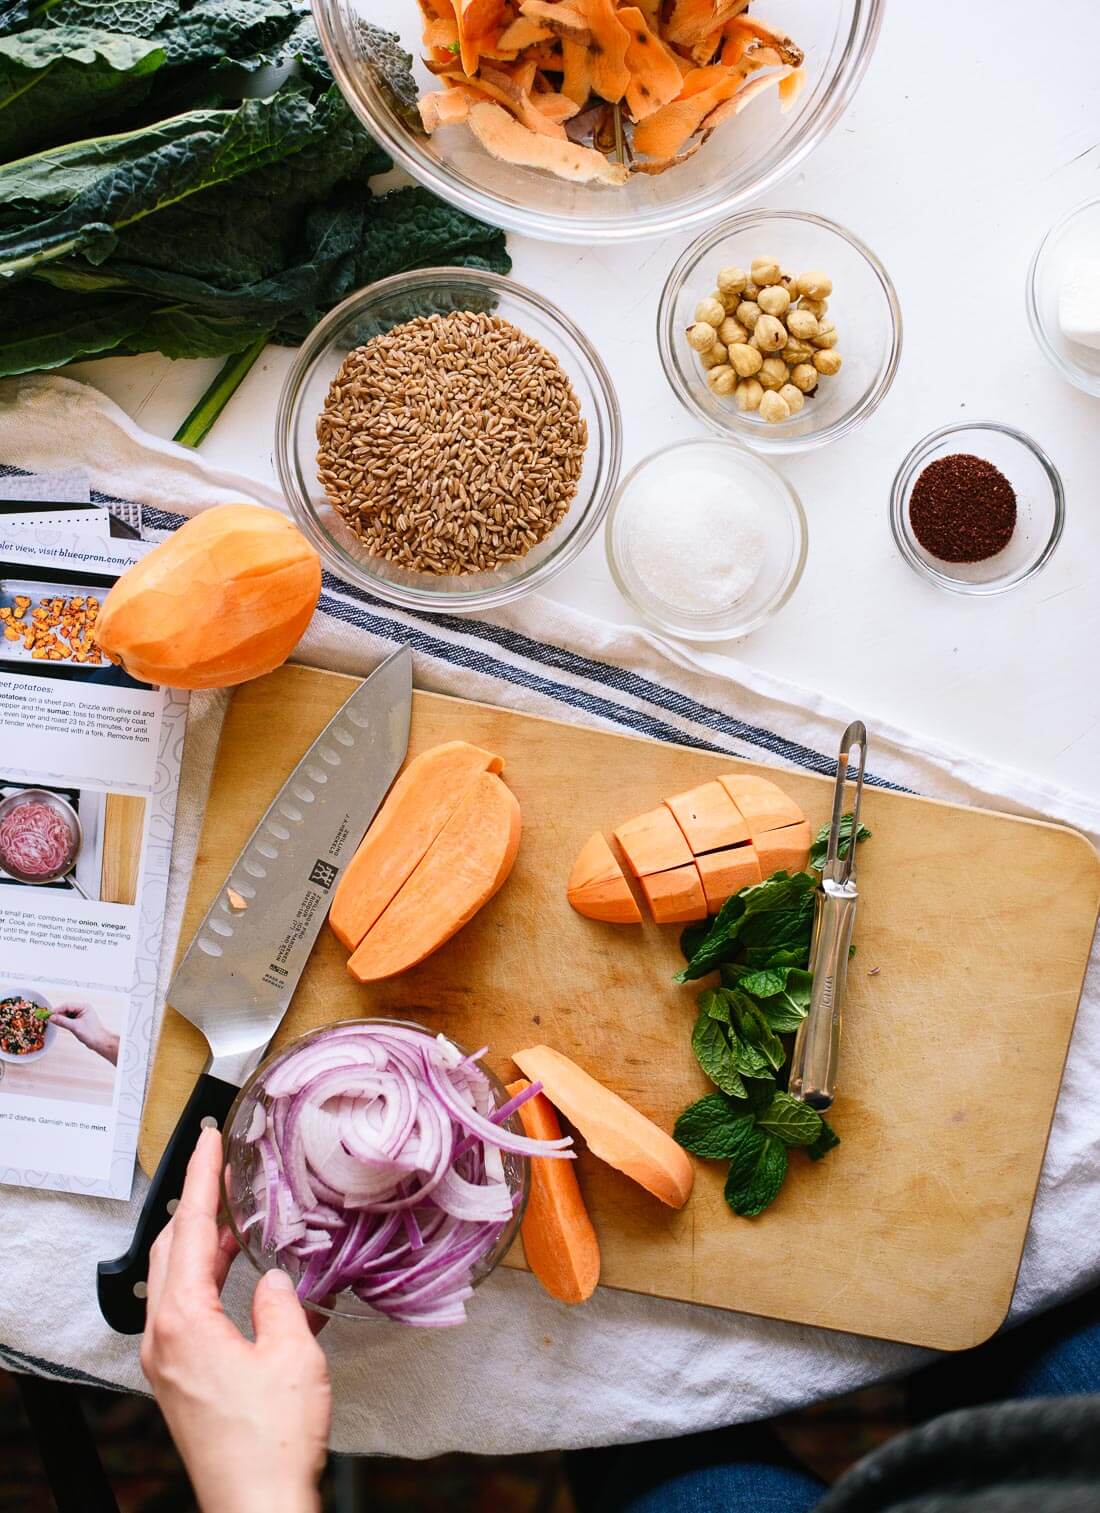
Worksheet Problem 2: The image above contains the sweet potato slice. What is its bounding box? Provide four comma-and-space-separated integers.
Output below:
632, 74, 740, 158
567, 832, 642, 924
330, 740, 503, 952
696, 844, 762, 913
665, 780, 749, 855
614, 804, 694, 877
347, 771, 521, 983
666, 0, 749, 48
640, 863, 708, 924
507, 1079, 600, 1303
754, 820, 811, 879
619, 5, 684, 120
513, 1046, 694, 1208
718, 772, 805, 840
467, 100, 629, 183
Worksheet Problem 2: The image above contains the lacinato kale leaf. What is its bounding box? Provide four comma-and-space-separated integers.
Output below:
357, 20, 421, 132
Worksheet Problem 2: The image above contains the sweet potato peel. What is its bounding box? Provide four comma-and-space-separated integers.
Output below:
415, 0, 803, 183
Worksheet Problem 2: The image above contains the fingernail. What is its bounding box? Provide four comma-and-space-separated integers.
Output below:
265, 1267, 295, 1293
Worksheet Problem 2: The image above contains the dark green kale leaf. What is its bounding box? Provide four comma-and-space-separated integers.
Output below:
357, 19, 421, 133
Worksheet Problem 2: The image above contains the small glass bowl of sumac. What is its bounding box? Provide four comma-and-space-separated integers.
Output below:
890, 422, 1064, 595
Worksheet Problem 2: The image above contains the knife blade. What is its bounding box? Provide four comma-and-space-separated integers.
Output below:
97, 647, 413, 1333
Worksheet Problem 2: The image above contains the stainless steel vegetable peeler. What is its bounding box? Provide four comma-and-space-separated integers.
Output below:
789, 721, 868, 1111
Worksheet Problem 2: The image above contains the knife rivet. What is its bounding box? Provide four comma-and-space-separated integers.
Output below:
133, 1281, 148, 1300
166, 1198, 179, 1216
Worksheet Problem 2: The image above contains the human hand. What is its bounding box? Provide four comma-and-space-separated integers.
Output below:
51, 1003, 119, 1065
140, 1127, 332, 1513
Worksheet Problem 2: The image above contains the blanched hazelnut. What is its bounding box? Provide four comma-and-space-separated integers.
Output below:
796, 270, 833, 298
716, 265, 748, 297
813, 348, 843, 375
742, 281, 760, 301
751, 257, 782, 287
753, 314, 788, 352
778, 383, 805, 414
728, 342, 763, 378
786, 308, 820, 341
758, 284, 791, 317
783, 338, 814, 366
799, 297, 828, 319
759, 390, 791, 424
735, 300, 762, 330
687, 321, 718, 352
699, 341, 729, 369
695, 296, 726, 327
706, 364, 737, 395
735, 378, 764, 412
812, 319, 838, 349
718, 316, 748, 347
789, 362, 818, 393
757, 355, 789, 391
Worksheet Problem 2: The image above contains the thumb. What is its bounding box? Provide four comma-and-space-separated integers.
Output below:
252, 1267, 315, 1347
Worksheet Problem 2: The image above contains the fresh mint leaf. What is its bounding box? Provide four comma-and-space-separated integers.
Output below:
731, 1031, 770, 1078
675, 872, 814, 983
691, 1013, 746, 1100
730, 965, 814, 1032
724, 1128, 788, 1217
674, 1094, 755, 1160
757, 1092, 823, 1147
806, 1119, 841, 1161
679, 919, 710, 963
725, 992, 785, 1072
810, 813, 872, 871
698, 987, 730, 1023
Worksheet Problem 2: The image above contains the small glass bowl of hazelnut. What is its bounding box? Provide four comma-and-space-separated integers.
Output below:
658, 210, 902, 454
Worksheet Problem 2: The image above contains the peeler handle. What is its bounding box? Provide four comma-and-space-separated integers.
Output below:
789, 881, 858, 1111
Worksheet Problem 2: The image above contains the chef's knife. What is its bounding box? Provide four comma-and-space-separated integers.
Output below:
97, 648, 413, 1333
788, 720, 867, 1112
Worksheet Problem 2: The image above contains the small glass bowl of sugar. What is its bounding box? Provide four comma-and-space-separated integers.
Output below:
605, 439, 807, 641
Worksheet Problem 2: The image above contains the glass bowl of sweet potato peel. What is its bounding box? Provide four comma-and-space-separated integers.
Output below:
311, 0, 884, 244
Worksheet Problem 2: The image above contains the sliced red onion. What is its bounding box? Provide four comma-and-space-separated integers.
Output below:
234, 1022, 572, 1326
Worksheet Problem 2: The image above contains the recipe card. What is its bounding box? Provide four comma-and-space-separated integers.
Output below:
0, 527, 187, 1198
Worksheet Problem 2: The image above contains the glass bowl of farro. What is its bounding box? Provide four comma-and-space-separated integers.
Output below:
275, 267, 622, 610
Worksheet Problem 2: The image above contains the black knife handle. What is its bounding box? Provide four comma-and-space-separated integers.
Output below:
97, 1072, 239, 1335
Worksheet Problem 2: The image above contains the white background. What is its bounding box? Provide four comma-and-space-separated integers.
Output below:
69, 0, 1100, 798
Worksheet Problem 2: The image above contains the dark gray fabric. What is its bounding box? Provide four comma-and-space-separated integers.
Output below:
817, 1397, 1100, 1513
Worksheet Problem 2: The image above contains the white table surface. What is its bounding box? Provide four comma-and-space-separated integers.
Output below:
68, 0, 1100, 800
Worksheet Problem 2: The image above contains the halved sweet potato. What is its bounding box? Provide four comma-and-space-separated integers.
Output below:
347, 770, 521, 983
619, 5, 684, 120
632, 74, 740, 158
718, 772, 805, 840
330, 740, 503, 952
754, 820, 811, 878
640, 862, 708, 924
507, 1079, 600, 1304
666, 0, 749, 48
614, 805, 694, 877
512, 1046, 694, 1209
696, 844, 762, 913
467, 100, 629, 182
665, 780, 748, 855
567, 832, 642, 924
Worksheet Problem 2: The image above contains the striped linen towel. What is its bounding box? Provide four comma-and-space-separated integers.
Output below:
0, 373, 1096, 1459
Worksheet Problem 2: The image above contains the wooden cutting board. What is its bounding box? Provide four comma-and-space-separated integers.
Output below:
139, 664, 1100, 1350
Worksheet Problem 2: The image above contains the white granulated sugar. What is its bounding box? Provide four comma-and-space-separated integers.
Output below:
627, 467, 766, 615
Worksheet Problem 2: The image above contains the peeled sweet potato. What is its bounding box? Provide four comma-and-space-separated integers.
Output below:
347, 770, 520, 983
718, 773, 804, 840
513, 1046, 694, 1209
696, 844, 762, 913
330, 740, 503, 952
614, 805, 694, 877
467, 100, 629, 183
640, 862, 708, 924
567, 832, 642, 924
665, 780, 748, 855
754, 819, 812, 878
507, 1079, 600, 1304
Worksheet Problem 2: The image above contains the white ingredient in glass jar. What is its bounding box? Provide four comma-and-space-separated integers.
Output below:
1058, 257, 1100, 351
626, 468, 766, 615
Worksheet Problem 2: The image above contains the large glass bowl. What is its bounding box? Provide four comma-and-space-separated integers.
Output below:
274, 267, 622, 610
658, 209, 901, 453
312, 0, 884, 244
221, 1018, 530, 1322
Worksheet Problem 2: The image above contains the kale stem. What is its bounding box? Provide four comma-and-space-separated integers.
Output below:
173, 334, 268, 449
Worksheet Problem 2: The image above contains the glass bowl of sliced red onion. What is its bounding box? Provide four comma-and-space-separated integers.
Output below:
221, 1018, 573, 1326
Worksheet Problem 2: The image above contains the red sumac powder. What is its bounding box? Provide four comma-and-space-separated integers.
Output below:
909, 453, 1017, 564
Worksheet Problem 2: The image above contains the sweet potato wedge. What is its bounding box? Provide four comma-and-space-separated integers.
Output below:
696, 844, 762, 913
512, 1046, 694, 1209
718, 772, 805, 840
347, 770, 521, 983
640, 862, 708, 924
330, 740, 503, 952
754, 819, 812, 878
665, 780, 749, 855
507, 1079, 600, 1304
614, 805, 694, 877
567, 832, 642, 924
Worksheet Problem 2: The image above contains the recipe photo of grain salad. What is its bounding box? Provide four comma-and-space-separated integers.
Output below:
316, 311, 588, 575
